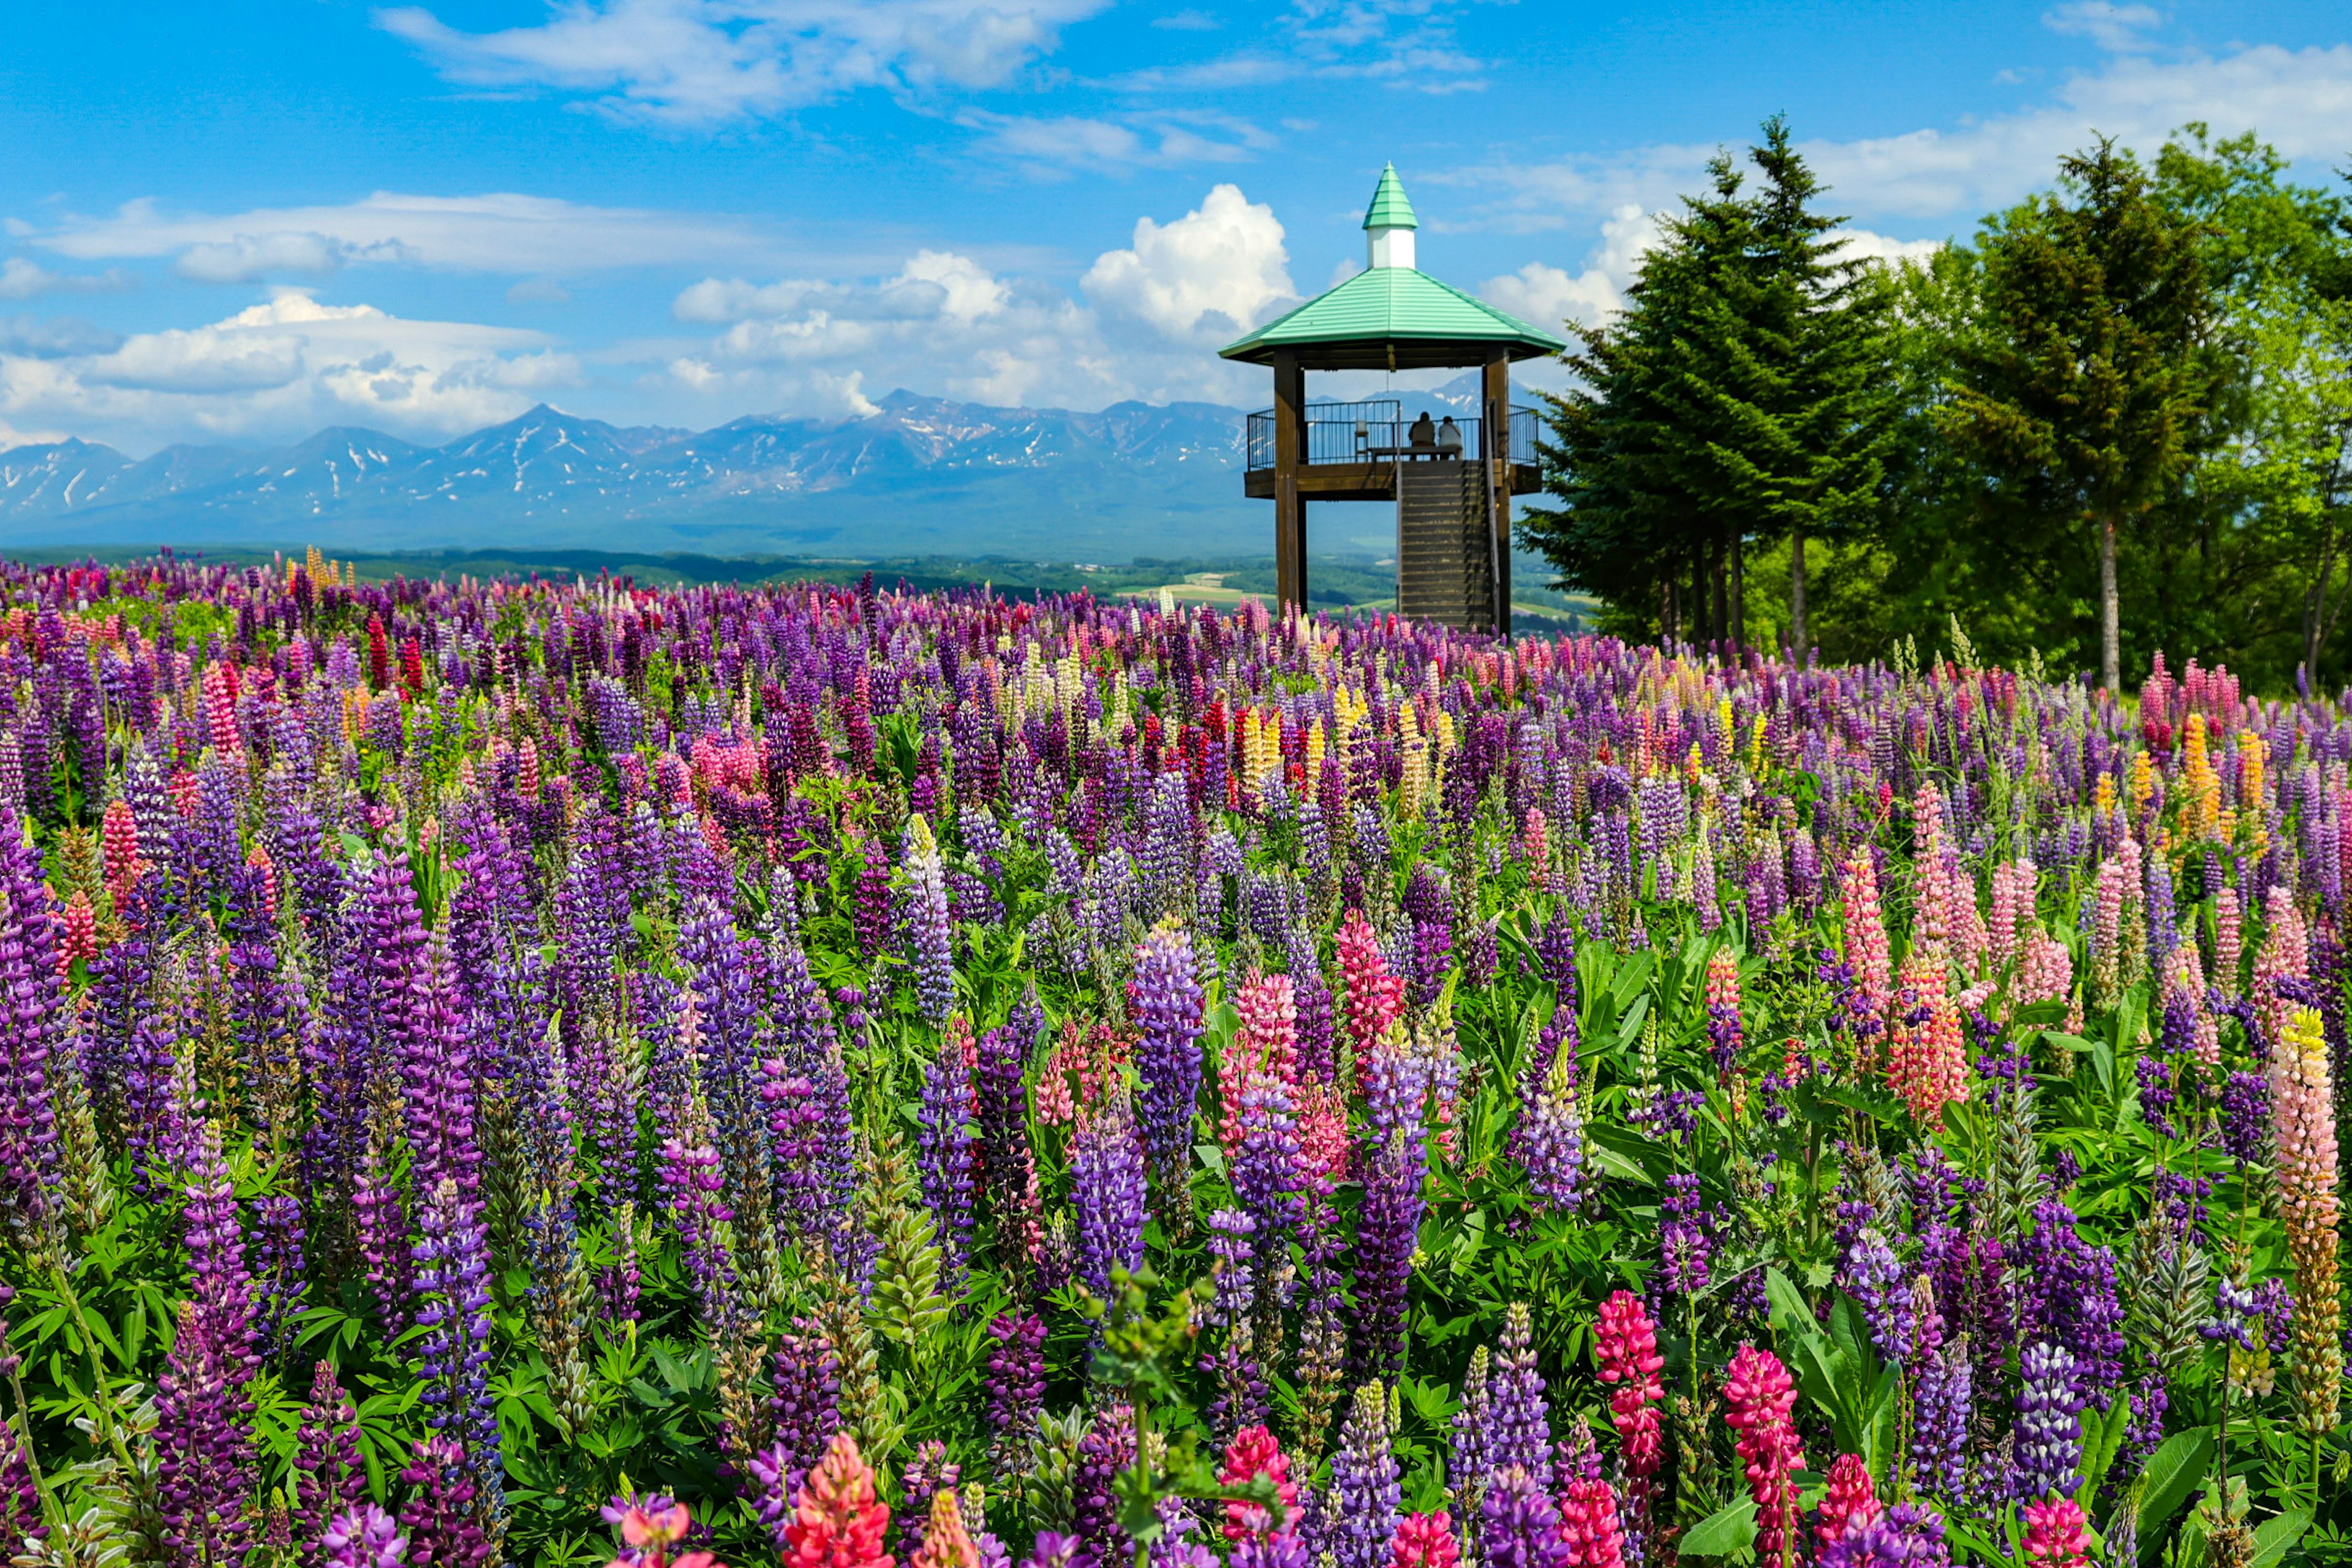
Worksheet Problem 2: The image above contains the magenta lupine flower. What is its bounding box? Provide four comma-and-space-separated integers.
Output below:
853, 835, 891, 959
319, 1505, 407, 1568
974, 1016, 1044, 1273
1130, 919, 1205, 1188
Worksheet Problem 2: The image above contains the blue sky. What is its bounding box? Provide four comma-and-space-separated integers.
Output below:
3, 0, 2348, 453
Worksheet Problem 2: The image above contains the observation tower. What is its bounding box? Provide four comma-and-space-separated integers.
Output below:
1221, 165, 1564, 635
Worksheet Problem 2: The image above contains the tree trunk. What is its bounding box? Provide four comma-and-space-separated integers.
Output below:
1662, 577, 1678, 643
1789, 526, 1808, 660
1728, 530, 1746, 654
2098, 513, 2120, 694
1708, 538, 1727, 650
1692, 545, 1708, 643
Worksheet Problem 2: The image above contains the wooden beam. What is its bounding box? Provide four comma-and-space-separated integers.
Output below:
1483, 350, 1512, 639
1272, 351, 1305, 612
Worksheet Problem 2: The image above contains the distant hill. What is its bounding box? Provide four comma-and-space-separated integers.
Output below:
0, 391, 1273, 561
0, 377, 1509, 562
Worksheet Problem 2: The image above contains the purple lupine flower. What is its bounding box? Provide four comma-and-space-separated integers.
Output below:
396, 1437, 492, 1568
183, 1117, 258, 1377
1231, 1077, 1305, 1319
412, 1175, 502, 1503
1072, 1095, 1147, 1307
2013, 1340, 2086, 1500
1350, 1112, 1426, 1378
1841, 1229, 1916, 1368
1130, 919, 1205, 1189
251, 1191, 309, 1363
0, 812, 64, 1253
154, 1305, 256, 1568
2218, 1071, 2268, 1165
1072, 1404, 1139, 1568
352, 1112, 412, 1330
1490, 1302, 1551, 1477
318, 1504, 407, 1568
1451, 1348, 1494, 1499
658, 1091, 737, 1319
1477, 1466, 1567, 1568
1819, 1502, 1948, 1568
768, 1319, 843, 1497
295, 1359, 368, 1566
986, 1310, 1047, 1438
1328, 1382, 1402, 1568
1200, 1208, 1265, 1438
1910, 1338, 1971, 1504
916, 1028, 977, 1294
1659, 1172, 1712, 1297
901, 815, 956, 1025
853, 834, 891, 959
2016, 1200, 2126, 1399
1, 1411, 48, 1557
976, 1016, 1044, 1275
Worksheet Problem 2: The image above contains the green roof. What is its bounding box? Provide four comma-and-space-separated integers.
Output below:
1219, 266, 1568, 369
1363, 163, 1417, 230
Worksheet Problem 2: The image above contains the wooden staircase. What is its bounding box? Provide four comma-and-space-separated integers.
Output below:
1395, 459, 1493, 630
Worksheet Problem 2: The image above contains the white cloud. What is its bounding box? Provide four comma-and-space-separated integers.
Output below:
1152, 8, 1219, 29
173, 231, 383, 285
1115, 0, 1483, 94
665, 182, 1295, 415
0, 290, 582, 450
1082, 183, 1295, 342
2041, 2, 2162, 53
35, 192, 778, 277
379, 0, 1110, 126
1477, 203, 1660, 334
0, 257, 134, 300
953, 109, 1276, 176
1831, 228, 1947, 265
1463, 36, 2352, 233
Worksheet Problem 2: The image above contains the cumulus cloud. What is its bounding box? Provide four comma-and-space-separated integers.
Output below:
34, 191, 779, 277
379, 0, 1109, 125
0, 257, 134, 300
0, 290, 582, 450
1477, 203, 1660, 334
1460, 32, 2352, 235
665, 182, 1297, 414
1082, 183, 1295, 342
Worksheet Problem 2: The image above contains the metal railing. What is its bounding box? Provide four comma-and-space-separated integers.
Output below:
1245, 399, 1539, 471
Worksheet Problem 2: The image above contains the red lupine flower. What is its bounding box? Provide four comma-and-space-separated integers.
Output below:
1593, 1291, 1664, 1480
786, 1431, 894, 1568
1219, 1425, 1298, 1540
1723, 1344, 1803, 1566
1558, 1478, 1626, 1568
1389, 1511, 1457, 1568
1814, 1453, 1878, 1547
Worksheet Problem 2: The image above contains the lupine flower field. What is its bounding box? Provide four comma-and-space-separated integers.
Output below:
0, 554, 2347, 1568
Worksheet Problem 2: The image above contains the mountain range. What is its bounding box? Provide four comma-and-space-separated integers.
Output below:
0, 391, 1277, 561
0, 377, 1502, 562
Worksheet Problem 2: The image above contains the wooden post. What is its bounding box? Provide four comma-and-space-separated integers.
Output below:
1483, 350, 1511, 639
1273, 352, 1306, 613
